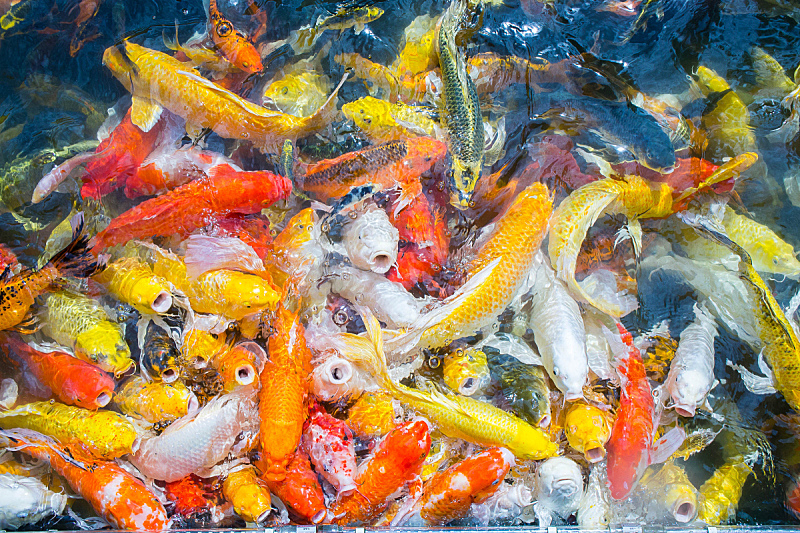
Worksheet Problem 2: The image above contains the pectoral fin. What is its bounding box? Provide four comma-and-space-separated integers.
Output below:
131, 96, 163, 132
726, 353, 777, 394
649, 426, 686, 464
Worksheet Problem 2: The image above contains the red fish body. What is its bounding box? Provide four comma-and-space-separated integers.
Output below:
330, 419, 431, 524
264, 451, 327, 524
301, 403, 358, 496
606, 323, 654, 500
92, 165, 291, 251
207, 213, 273, 261
0, 332, 114, 410
80, 109, 164, 200
124, 145, 232, 198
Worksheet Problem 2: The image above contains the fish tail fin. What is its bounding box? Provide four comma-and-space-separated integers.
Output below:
49, 216, 101, 279
163, 22, 181, 52
302, 72, 348, 134
0, 428, 88, 470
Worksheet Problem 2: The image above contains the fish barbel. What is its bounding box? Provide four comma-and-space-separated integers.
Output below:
102, 41, 343, 151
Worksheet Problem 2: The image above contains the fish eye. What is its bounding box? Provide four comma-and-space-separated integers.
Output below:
216, 21, 233, 37
282, 87, 289, 95
428, 355, 441, 368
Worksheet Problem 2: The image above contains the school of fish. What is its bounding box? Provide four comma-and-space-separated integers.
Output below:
0, 0, 799, 529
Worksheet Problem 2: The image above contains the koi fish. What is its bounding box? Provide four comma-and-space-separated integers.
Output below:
341, 206, 399, 274
258, 303, 313, 481
564, 402, 613, 463
535, 457, 584, 526
548, 153, 757, 316
347, 309, 558, 460
0, 224, 97, 333
92, 164, 291, 251
342, 96, 439, 143
286, 6, 384, 54
263, 451, 326, 524
577, 465, 611, 529
394, 447, 514, 526
114, 375, 198, 424
443, 346, 490, 396
211, 341, 264, 393
698, 461, 752, 525
102, 41, 343, 152
222, 466, 272, 524
1, 429, 168, 531
165, 474, 228, 527
388, 183, 552, 355
44, 290, 134, 378
606, 323, 684, 500
301, 403, 357, 496
0, 333, 114, 410
640, 461, 698, 523
130, 387, 258, 482
298, 137, 446, 208
205, 0, 262, 74
263, 71, 331, 118
94, 257, 173, 314
436, 0, 484, 208
329, 419, 431, 524
0, 401, 138, 460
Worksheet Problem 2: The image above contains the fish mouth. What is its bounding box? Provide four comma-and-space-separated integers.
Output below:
564, 390, 584, 402
538, 413, 552, 428
150, 291, 172, 313
458, 376, 484, 396
369, 250, 395, 274
552, 478, 579, 496
671, 496, 697, 523
326, 359, 353, 384
186, 393, 200, 414
95, 391, 112, 408
311, 510, 328, 524
583, 442, 606, 463
234, 363, 257, 386
674, 403, 696, 417
161, 367, 180, 383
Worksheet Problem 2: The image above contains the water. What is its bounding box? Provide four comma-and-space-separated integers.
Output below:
0, 0, 799, 529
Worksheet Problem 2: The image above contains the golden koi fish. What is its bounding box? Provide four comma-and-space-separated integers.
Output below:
102, 41, 344, 152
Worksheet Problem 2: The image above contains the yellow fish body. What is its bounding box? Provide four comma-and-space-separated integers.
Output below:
694, 66, 758, 158
342, 96, 438, 143
0, 401, 138, 459
222, 467, 272, 524
333, 53, 399, 101
564, 403, 612, 463
345, 391, 399, 439
263, 71, 331, 118
720, 205, 800, 277
392, 183, 551, 354
44, 291, 133, 377
150, 248, 280, 321
392, 15, 438, 80
102, 41, 342, 152
353, 309, 558, 461
180, 329, 228, 369
94, 257, 174, 314
698, 461, 752, 525
114, 376, 198, 424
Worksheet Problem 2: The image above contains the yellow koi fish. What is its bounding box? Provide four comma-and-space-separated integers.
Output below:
114, 376, 199, 424
342, 96, 439, 143
102, 41, 344, 152
564, 402, 612, 463
94, 257, 174, 314
0, 401, 138, 459
222, 467, 272, 524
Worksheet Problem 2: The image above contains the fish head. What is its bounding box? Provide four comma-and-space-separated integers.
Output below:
551, 353, 588, 402
565, 404, 611, 462
664, 482, 698, 523
538, 457, 584, 508
386, 419, 432, 469
341, 97, 390, 135
668, 368, 709, 417
214, 342, 265, 392
222, 274, 280, 315
470, 448, 516, 503
274, 208, 318, 251
638, 141, 677, 174
343, 208, 399, 274
443, 347, 490, 396
76, 325, 134, 378
449, 160, 480, 210
750, 239, 800, 277
263, 76, 308, 112
209, 10, 263, 75
102, 44, 136, 93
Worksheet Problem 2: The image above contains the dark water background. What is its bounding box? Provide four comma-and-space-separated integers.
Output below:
1, 0, 800, 527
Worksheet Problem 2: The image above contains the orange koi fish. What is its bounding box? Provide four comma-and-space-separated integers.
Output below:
395, 447, 514, 526
124, 144, 233, 198
329, 419, 432, 524
258, 303, 313, 481
102, 41, 342, 152
2, 429, 168, 531
165, 474, 227, 527
212, 341, 265, 393
78, 108, 164, 201
298, 137, 447, 207
206, 0, 263, 74
263, 451, 327, 524
0, 225, 97, 332
92, 165, 291, 251
606, 323, 684, 500
0, 332, 114, 410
